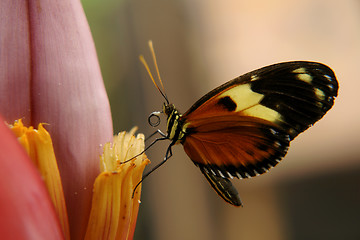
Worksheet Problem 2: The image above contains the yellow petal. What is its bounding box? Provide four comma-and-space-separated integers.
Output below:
85, 128, 150, 240
9, 119, 70, 240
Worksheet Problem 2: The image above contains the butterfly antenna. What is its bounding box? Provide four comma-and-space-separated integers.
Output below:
139, 40, 169, 105
148, 41, 168, 99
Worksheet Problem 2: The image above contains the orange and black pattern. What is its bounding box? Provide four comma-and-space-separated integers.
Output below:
161, 61, 338, 206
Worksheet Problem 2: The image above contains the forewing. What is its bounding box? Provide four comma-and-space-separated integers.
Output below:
182, 61, 338, 140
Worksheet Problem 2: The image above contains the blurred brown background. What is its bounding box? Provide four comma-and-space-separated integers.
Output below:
82, 0, 360, 239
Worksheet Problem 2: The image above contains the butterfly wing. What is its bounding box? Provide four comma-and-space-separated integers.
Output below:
180, 61, 338, 205
199, 166, 242, 206
183, 115, 290, 178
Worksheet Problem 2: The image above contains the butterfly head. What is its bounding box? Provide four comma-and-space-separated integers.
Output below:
163, 103, 176, 117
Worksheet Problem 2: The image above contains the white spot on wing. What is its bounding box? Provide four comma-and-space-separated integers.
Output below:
218, 170, 225, 178
251, 75, 259, 81
274, 141, 281, 148
270, 128, 277, 135
324, 74, 332, 81
293, 68, 312, 83
297, 73, 312, 83
314, 88, 325, 100
293, 67, 306, 74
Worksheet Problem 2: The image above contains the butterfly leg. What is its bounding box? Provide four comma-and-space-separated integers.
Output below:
122, 132, 168, 164
145, 129, 167, 142
141, 141, 174, 182
132, 141, 175, 197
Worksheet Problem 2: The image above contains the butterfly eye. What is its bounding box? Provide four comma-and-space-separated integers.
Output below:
163, 103, 176, 116
148, 111, 161, 127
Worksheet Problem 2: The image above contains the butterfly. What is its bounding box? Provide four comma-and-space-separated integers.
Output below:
139, 41, 338, 207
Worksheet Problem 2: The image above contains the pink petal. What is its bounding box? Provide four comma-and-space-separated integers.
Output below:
0, 1, 31, 124
28, 1, 113, 239
0, 1, 113, 239
0, 115, 64, 239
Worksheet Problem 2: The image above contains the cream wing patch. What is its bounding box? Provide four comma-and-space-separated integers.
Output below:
242, 105, 282, 123
218, 84, 263, 112
314, 88, 325, 100
218, 83, 282, 123
293, 67, 313, 83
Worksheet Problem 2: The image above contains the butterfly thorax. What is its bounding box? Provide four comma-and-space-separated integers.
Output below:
163, 103, 186, 143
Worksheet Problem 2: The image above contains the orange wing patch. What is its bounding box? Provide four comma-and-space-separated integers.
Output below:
182, 115, 289, 178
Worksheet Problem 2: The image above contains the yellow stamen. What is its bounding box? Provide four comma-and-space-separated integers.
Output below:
85, 128, 150, 240
9, 119, 70, 240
